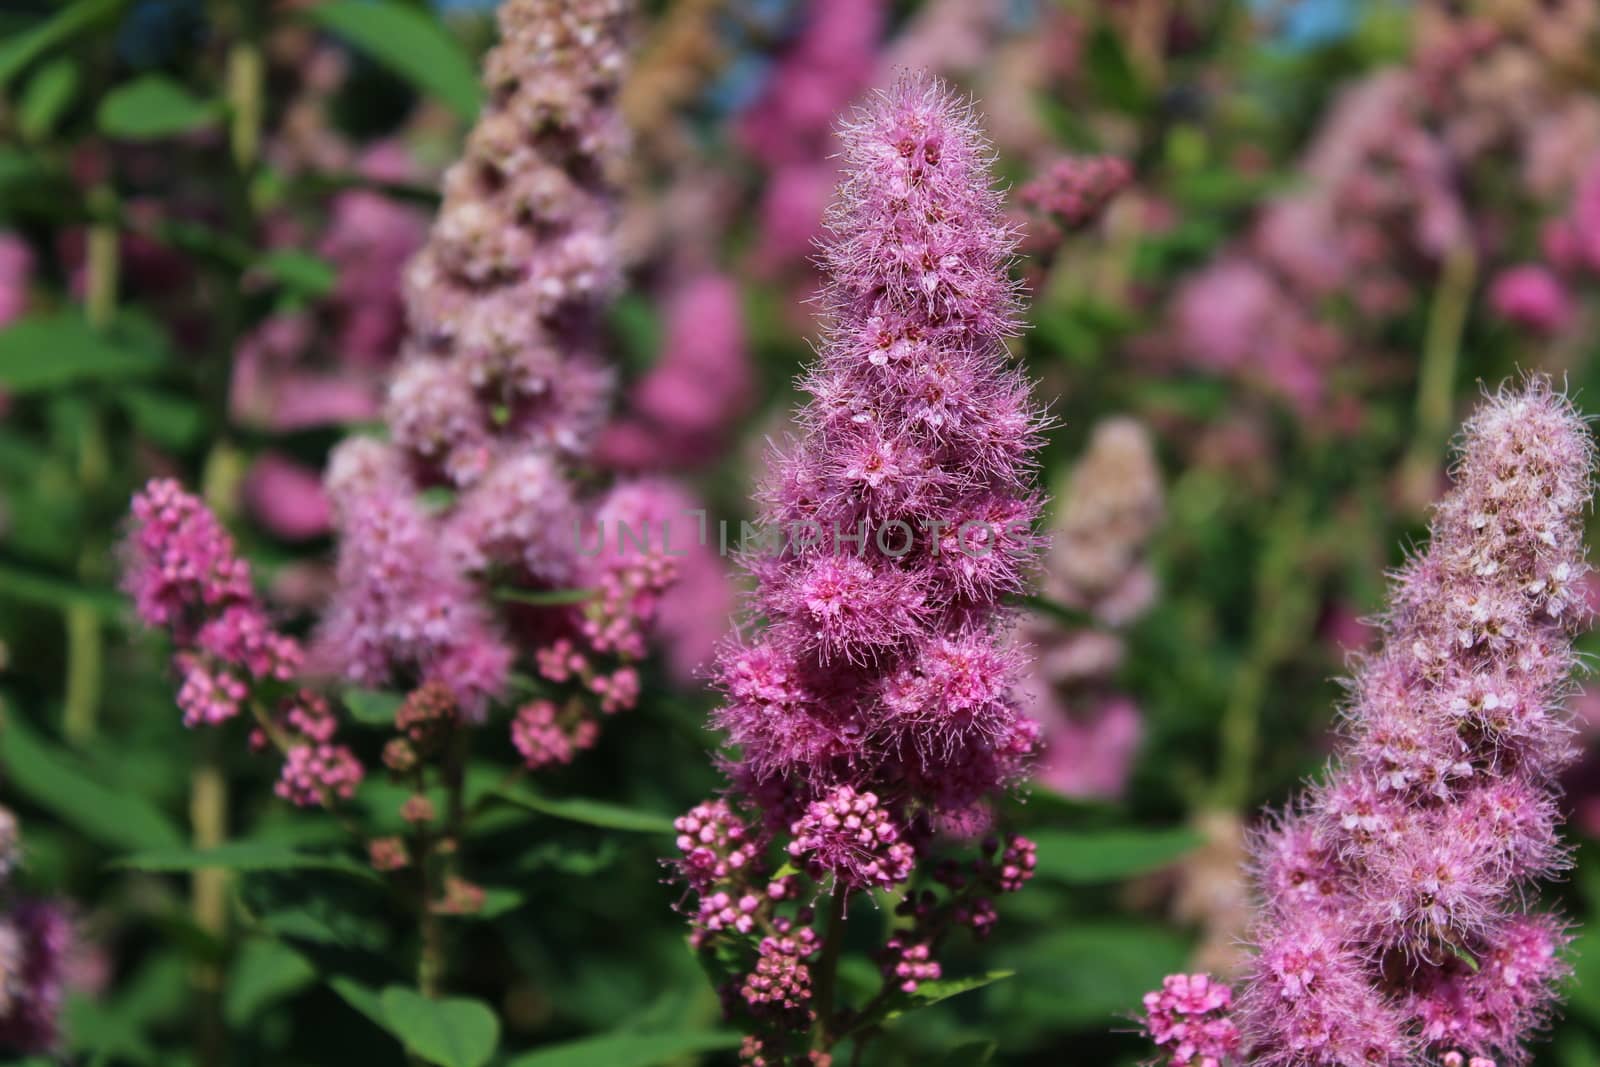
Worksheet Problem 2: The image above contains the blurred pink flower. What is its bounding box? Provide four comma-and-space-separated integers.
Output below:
644, 489, 737, 684
0, 233, 32, 326
1488, 264, 1572, 334
319, 142, 429, 367
243, 453, 332, 541
740, 0, 886, 274
599, 274, 753, 469
1169, 258, 1338, 416
751, 164, 835, 272
1570, 153, 1600, 272
1026, 689, 1143, 800
230, 313, 381, 430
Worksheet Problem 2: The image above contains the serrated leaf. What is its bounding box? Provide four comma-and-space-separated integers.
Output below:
112, 841, 376, 882
97, 75, 220, 140
845, 971, 1014, 1037
0, 312, 167, 392
224, 940, 316, 1026
491, 786, 675, 834
882, 971, 1013, 1021
19, 58, 79, 140
0, 709, 182, 850
343, 687, 405, 726
506, 1029, 743, 1067
1029, 827, 1203, 884
305, 2, 482, 121
378, 987, 500, 1067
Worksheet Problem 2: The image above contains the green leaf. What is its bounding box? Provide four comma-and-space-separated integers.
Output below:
882, 971, 1014, 1021
494, 587, 595, 607
993, 923, 1188, 1029
328, 975, 390, 1029
491, 786, 676, 834
922, 1040, 996, 1066
0, 0, 125, 89
112, 841, 376, 881
1084, 22, 1147, 113
516, 839, 621, 877
506, 1029, 743, 1067
845, 971, 1014, 1037
305, 2, 482, 121
1016, 593, 1094, 628
0, 560, 122, 614
97, 75, 220, 140
62, 992, 158, 1065
224, 940, 316, 1026
378, 987, 500, 1067
19, 58, 79, 140
0, 709, 182, 850
1029, 827, 1204, 884
119, 388, 204, 450
343, 687, 405, 726
258, 249, 337, 297
467, 887, 523, 920
0, 312, 166, 393
1565, 926, 1600, 1027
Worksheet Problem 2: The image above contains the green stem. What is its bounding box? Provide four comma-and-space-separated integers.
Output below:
191, 729, 229, 1067
1400, 246, 1477, 510
226, 40, 263, 173
62, 185, 118, 745
61, 605, 103, 745
811, 888, 848, 1051
1212, 491, 1316, 809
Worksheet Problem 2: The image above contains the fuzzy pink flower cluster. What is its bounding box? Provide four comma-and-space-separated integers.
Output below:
123, 480, 364, 806
673, 74, 1047, 1059
315, 0, 676, 758
0, 808, 72, 1054
1144, 380, 1593, 1067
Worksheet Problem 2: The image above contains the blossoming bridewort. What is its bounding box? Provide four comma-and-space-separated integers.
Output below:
672, 74, 1046, 1063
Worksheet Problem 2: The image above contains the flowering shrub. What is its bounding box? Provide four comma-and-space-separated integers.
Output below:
4, 1, 1600, 1065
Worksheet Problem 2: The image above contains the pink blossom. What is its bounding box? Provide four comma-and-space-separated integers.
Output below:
1233, 380, 1592, 1066
1488, 265, 1572, 334
0, 232, 32, 327
1142, 973, 1242, 1067
598, 274, 753, 468
243, 452, 332, 541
